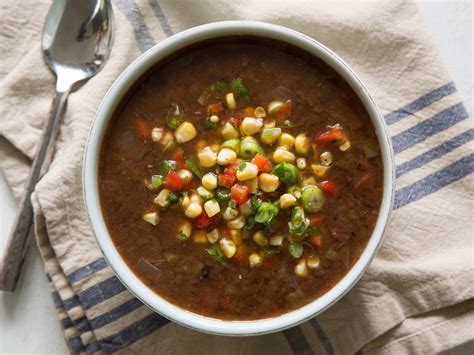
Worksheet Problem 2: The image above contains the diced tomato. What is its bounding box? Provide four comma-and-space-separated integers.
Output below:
194, 212, 219, 229
173, 151, 185, 170
242, 106, 255, 117
251, 154, 272, 173
230, 116, 242, 127
218, 173, 236, 189
166, 170, 183, 191
310, 212, 325, 226
274, 100, 293, 120
315, 128, 347, 146
231, 184, 249, 205
309, 234, 322, 249
136, 119, 151, 139
224, 163, 239, 176
207, 103, 225, 116
319, 180, 337, 196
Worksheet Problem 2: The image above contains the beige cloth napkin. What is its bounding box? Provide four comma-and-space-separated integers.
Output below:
1, 0, 473, 354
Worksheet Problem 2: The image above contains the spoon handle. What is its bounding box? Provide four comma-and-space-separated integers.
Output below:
0, 89, 70, 291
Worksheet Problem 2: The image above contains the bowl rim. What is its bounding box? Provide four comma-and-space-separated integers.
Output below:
83, 20, 395, 336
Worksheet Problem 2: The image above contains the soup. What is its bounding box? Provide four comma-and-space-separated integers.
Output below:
98, 38, 383, 320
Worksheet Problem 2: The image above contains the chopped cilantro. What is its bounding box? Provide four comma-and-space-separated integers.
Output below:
231, 77, 249, 97
207, 244, 225, 262
166, 193, 179, 203
238, 162, 247, 172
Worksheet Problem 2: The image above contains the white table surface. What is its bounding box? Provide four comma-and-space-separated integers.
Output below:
0, 2, 472, 354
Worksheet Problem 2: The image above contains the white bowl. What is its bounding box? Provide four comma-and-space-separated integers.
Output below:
83, 21, 395, 336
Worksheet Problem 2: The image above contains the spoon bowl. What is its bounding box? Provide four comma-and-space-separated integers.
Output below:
42, 0, 113, 91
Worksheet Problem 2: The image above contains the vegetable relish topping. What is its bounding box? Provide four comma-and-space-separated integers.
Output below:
141, 78, 373, 278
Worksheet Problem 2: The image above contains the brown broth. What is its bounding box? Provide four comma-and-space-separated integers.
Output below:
98, 37, 383, 320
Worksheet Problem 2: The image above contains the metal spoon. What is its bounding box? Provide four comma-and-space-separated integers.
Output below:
0, 0, 113, 291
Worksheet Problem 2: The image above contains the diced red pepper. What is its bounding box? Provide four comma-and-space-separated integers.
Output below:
173, 151, 185, 170
166, 170, 183, 191
136, 119, 151, 139
231, 184, 249, 205
194, 212, 219, 229
309, 234, 322, 249
230, 117, 242, 127
310, 212, 325, 226
319, 180, 337, 196
251, 154, 272, 173
218, 173, 236, 189
207, 103, 225, 116
224, 163, 239, 176
315, 128, 347, 146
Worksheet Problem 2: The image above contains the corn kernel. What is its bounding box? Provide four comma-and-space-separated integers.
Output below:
226, 92, 236, 109
307, 256, 321, 269
273, 147, 296, 163
295, 133, 310, 155
209, 115, 219, 123
202, 172, 218, 190
180, 195, 190, 210
239, 199, 253, 216
261, 127, 282, 145
223, 205, 239, 220
221, 122, 240, 140
249, 253, 263, 268
227, 215, 246, 229
240, 117, 263, 136
258, 173, 280, 192
243, 177, 258, 194
296, 157, 307, 170
278, 133, 295, 149
185, 202, 202, 218
151, 127, 164, 142
174, 122, 197, 143
177, 220, 192, 240
320, 151, 333, 166
154, 189, 171, 208
197, 146, 217, 167
295, 258, 309, 277
269, 235, 283, 246
340, 140, 351, 151
268, 100, 284, 115
301, 176, 317, 187
197, 186, 214, 200
190, 192, 202, 205
207, 229, 219, 244
254, 106, 266, 118
204, 199, 220, 217
230, 229, 242, 245
217, 148, 237, 165
279, 193, 297, 209
253, 231, 268, 247
178, 169, 193, 184
193, 230, 208, 244
220, 239, 237, 258
142, 212, 159, 226
236, 162, 259, 181
311, 163, 330, 177
263, 120, 276, 128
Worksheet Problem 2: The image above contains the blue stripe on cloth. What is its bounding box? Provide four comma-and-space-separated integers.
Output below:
309, 319, 334, 355
384, 82, 456, 125
68, 312, 169, 353
148, 0, 174, 37
282, 326, 314, 355
395, 153, 474, 209
89, 297, 145, 329
75, 276, 126, 310
392, 102, 469, 154
114, 0, 156, 52
396, 129, 474, 178
67, 336, 85, 354
61, 316, 74, 329
67, 257, 108, 284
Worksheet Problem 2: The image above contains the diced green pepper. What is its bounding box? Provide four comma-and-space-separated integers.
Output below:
301, 185, 325, 213
146, 175, 163, 190
273, 162, 298, 185
240, 136, 264, 159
